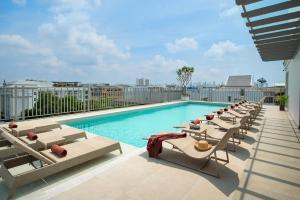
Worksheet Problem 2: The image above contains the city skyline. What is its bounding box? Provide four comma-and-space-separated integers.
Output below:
0, 0, 284, 85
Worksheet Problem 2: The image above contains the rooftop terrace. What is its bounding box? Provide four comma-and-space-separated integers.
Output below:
0, 104, 299, 200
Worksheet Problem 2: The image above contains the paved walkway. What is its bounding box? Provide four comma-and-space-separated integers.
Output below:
234, 106, 300, 200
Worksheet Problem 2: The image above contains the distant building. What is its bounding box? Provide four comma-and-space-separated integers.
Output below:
52, 81, 80, 87
136, 78, 144, 86
115, 84, 131, 88
225, 75, 252, 88
145, 79, 150, 86
165, 84, 177, 89
136, 78, 150, 86
0, 80, 53, 120
90, 85, 123, 101
6, 79, 53, 88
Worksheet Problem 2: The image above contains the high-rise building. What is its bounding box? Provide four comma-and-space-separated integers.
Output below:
136, 78, 144, 86
136, 78, 150, 86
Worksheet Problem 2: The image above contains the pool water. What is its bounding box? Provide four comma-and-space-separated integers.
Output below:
66, 102, 227, 147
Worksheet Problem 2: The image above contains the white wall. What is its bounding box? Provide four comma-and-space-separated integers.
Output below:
287, 49, 300, 128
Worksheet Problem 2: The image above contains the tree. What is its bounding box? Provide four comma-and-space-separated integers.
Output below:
257, 77, 267, 88
24, 91, 115, 117
176, 66, 194, 96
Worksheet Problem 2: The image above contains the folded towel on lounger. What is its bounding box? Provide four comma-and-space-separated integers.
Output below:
147, 133, 186, 158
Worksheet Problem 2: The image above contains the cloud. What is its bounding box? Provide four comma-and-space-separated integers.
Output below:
38, 0, 129, 60
38, 23, 57, 35
166, 37, 198, 53
205, 40, 242, 58
0, 34, 95, 80
12, 0, 26, 5
0, 34, 52, 56
220, 6, 240, 18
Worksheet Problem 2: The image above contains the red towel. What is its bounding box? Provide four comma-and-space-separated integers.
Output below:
147, 133, 186, 158
51, 144, 67, 157
217, 110, 223, 115
191, 119, 201, 124
8, 122, 18, 129
206, 115, 214, 120
26, 131, 38, 140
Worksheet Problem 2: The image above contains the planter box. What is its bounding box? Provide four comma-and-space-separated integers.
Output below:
279, 105, 285, 111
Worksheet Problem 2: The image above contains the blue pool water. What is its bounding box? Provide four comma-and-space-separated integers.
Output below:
66, 102, 227, 147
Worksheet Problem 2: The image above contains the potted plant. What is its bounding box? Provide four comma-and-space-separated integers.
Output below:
176, 66, 194, 101
276, 95, 288, 111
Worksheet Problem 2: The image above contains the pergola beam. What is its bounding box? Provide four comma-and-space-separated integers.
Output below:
254, 35, 300, 45
250, 21, 300, 34
236, 0, 262, 6
253, 29, 300, 40
246, 11, 300, 27
242, 1, 300, 18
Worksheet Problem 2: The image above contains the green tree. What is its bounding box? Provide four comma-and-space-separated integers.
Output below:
176, 66, 194, 96
24, 91, 115, 117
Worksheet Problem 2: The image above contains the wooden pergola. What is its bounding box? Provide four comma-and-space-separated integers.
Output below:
236, 0, 300, 61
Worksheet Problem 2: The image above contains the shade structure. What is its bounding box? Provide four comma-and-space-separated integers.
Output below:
236, 0, 300, 61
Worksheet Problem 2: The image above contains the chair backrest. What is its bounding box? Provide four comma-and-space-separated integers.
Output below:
215, 126, 239, 150
0, 128, 55, 165
240, 115, 249, 125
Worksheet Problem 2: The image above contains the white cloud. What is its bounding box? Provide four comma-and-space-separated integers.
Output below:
38, 0, 129, 60
30, 0, 130, 80
220, 6, 240, 18
12, 0, 26, 5
0, 34, 94, 79
0, 34, 52, 56
205, 40, 242, 58
143, 54, 187, 74
38, 23, 57, 35
166, 37, 198, 53
68, 30, 130, 59
0, 34, 63, 68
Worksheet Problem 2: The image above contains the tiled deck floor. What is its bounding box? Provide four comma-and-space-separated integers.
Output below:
234, 105, 300, 200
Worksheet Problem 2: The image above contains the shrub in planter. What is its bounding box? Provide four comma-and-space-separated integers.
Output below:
276, 95, 288, 111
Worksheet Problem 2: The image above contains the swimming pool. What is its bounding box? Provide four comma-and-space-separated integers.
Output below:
66, 102, 227, 147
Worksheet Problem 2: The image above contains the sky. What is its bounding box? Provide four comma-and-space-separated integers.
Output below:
0, 0, 285, 85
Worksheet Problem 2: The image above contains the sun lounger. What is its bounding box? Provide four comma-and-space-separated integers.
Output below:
199, 116, 242, 143
2, 119, 61, 137
218, 112, 250, 137
181, 123, 239, 151
0, 129, 122, 199
199, 116, 237, 130
1, 127, 87, 159
163, 126, 238, 177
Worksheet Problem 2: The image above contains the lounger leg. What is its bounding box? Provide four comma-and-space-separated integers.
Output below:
117, 143, 123, 154
237, 129, 241, 144
200, 157, 211, 169
231, 136, 236, 152
7, 185, 16, 200
213, 152, 220, 178
211, 149, 229, 163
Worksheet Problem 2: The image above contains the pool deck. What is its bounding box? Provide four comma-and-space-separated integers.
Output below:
0, 103, 299, 200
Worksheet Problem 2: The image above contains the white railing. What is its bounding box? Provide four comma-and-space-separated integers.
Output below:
0, 86, 282, 121
188, 87, 280, 103
0, 86, 181, 121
